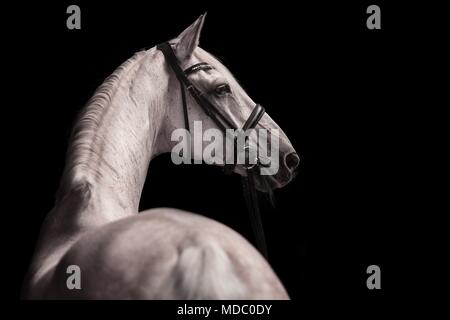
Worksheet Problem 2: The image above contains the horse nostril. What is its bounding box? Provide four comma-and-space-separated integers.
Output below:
285, 152, 300, 171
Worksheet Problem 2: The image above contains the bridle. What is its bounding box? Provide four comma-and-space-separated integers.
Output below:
156, 42, 269, 259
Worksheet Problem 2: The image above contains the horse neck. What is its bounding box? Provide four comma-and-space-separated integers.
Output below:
58, 49, 170, 217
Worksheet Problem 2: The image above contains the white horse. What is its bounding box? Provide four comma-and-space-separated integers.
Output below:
23, 15, 299, 299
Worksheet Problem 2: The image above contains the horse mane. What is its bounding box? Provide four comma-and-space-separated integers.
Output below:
57, 50, 147, 200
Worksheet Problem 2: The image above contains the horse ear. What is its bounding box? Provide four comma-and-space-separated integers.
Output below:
174, 14, 206, 60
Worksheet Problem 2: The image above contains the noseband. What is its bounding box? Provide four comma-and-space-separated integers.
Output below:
157, 42, 269, 259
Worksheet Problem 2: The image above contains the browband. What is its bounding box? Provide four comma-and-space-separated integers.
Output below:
184, 63, 213, 75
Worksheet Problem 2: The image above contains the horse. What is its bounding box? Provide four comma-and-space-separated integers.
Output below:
23, 14, 300, 299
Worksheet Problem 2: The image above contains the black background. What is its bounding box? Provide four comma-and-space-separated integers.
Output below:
4, 0, 440, 316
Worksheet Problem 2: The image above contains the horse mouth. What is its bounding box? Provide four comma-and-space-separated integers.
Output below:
230, 160, 299, 192
254, 168, 298, 192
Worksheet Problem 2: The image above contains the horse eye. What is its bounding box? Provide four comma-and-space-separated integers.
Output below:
215, 84, 231, 95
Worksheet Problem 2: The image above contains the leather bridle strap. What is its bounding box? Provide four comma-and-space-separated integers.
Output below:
243, 103, 265, 131
157, 42, 234, 132
184, 62, 212, 75
156, 42, 269, 260
157, 43, 266, 133
179, 78, 190, 131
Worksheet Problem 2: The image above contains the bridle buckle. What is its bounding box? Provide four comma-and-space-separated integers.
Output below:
242, 144, 259, 170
